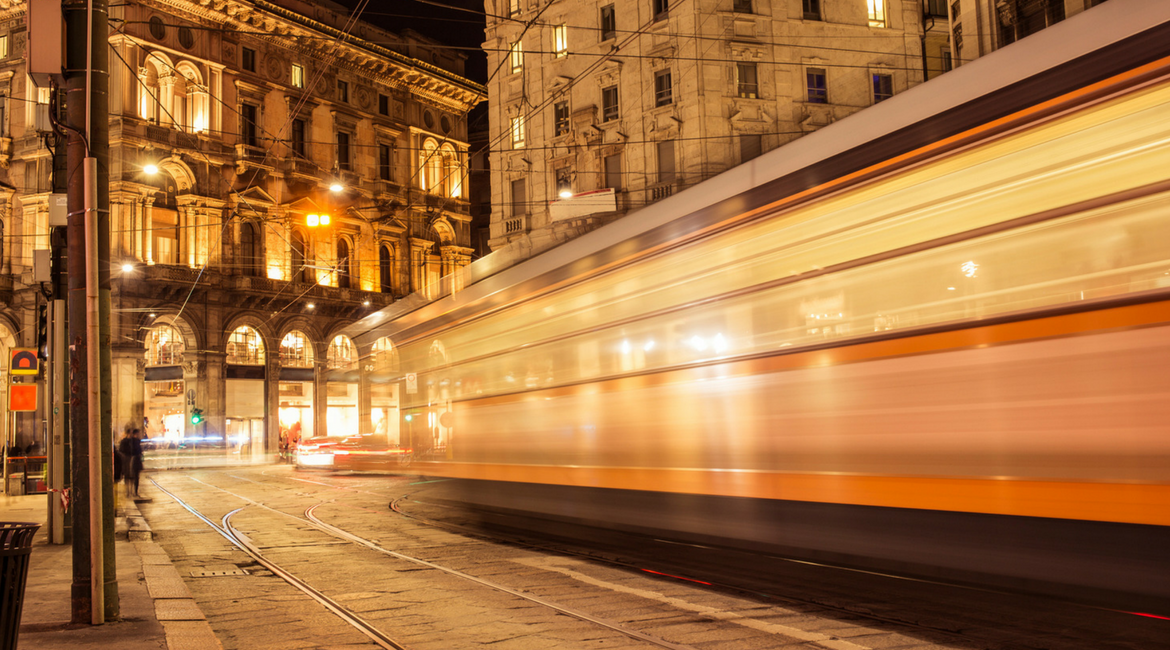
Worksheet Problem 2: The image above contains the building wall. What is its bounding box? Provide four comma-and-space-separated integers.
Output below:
0, 0, 484, 452
948, 0, 1105, 67
485, 0, 926, 256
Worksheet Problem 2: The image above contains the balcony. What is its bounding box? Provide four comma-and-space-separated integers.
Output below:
235, 143, 275, 175
648, 182, 674, 201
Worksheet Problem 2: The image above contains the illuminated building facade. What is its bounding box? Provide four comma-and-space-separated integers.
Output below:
484, 0, 927, 256
0, 0, 484, 452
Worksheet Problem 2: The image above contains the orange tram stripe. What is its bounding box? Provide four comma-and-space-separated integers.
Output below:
413, 462, 1170, 528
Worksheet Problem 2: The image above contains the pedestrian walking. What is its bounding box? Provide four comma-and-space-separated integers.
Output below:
119, 428, 145, 498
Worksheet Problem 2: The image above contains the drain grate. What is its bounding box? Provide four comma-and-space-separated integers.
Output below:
190, 568, 249, 577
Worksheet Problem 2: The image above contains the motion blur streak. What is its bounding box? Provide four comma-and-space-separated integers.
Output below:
342, 0, 1170, 611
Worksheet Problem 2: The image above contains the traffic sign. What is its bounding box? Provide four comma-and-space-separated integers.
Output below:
9, 384, 37, 411
10, 348, 39, 375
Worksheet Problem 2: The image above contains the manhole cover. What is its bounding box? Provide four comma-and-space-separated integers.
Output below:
190, 569, 249, 577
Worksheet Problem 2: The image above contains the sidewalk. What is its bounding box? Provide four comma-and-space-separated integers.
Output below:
0, 492, 221, 650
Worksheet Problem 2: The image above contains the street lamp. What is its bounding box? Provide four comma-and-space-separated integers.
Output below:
329, 182, 344, 193
143, 164, 159, 175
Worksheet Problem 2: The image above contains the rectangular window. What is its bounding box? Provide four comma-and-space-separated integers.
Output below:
0, 97, 6, 138
600, 5, 616, 41
926, 0, 947, 16
337, 80, 349, 103
510, 41, 523, 73
868, 0, 886, 27
379, 144, 393, 181
803, 0, 821, 20
656, 140, 675, 185
737, 63, 758, 99
509, 0, 521, 16
0, 35, 8, 59
872, 74, 893, 103
291, 118, 306, 157
240, 103, 258, 147
952, 24, 963, 54
555, 168, 572, 198
554, 101, 570, 137
553, 24, 568, 58
510, 115, 526, 148
379, 94, 390, 116
291, 64, 304, 89
654, 70, 672, 107
653, 0, 669, 21
511, 178, 527, 216
602, 85, 619, 121
733, 0, 752, 13
337, 131, 351, 171
806, 68, 827, 104
242, 47, 256, 72
604, 153, 622, 190
740, 134, 762, 162
941, 49, 953, 72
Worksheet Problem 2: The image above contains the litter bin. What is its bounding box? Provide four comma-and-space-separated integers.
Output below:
4, 474, 23, 497
0, 522, 40, 650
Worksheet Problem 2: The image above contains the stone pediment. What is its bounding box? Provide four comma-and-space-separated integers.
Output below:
232, 186, 277, 209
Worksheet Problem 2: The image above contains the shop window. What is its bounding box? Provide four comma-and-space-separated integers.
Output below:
327, 335, 357, 370
146, 324, 185, 366
226, 325, 266, 365
280, 331, 315, 367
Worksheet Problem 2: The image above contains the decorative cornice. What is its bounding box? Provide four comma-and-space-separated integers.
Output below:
149, 0, 485, 109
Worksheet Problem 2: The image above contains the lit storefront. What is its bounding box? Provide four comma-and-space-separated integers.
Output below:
326, 335, 360, 438
278, 331, 315, 446
225, 325, 267, 458
143, 324, 187, 442
369, 337, 400, 446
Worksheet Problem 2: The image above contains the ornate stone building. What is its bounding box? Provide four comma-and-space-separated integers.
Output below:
0, 0, 484, 453
947, 0, 1106, 68
484, 0, 926, 255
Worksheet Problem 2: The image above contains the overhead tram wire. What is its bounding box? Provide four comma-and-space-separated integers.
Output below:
118, 19, 955, 71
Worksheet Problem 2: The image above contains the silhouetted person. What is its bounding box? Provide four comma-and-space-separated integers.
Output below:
119, 428, 145, 498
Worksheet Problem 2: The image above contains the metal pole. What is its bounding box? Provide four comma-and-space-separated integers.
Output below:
48, 298, 66, 544
83, 156, 102, 624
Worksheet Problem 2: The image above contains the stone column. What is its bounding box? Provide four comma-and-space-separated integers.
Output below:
142, 196, 155, 264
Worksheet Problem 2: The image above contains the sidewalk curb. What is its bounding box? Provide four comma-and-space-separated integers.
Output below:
122, 496, 224, 650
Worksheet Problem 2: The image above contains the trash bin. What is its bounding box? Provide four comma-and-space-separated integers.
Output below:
0, 522, 40, 650
4, 474, 23, 497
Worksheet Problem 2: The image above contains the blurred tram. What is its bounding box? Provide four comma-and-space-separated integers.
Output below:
344, 0, 1170, 610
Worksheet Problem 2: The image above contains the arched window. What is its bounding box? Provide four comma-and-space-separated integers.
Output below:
326, 335, 356, 370
139, 62, 161, 124
337, 239, 352, 289
279, 331, 314, 368
291, 229, 310, 283
240, 221, 261, 277
379, 244, 393, 294
421, 138, 442, 193
145, 324, 185, 366
440, 143, 462, 198
226, 325, 265, 365
371, 336, 398, 372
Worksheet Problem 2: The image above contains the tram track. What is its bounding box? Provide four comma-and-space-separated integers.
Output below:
149, 474, 710, 650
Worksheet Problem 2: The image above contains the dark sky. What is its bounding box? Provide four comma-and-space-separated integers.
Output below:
332, 0, 489, 83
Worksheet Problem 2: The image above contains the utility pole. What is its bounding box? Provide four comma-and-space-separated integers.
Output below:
64, 0, 114, 624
